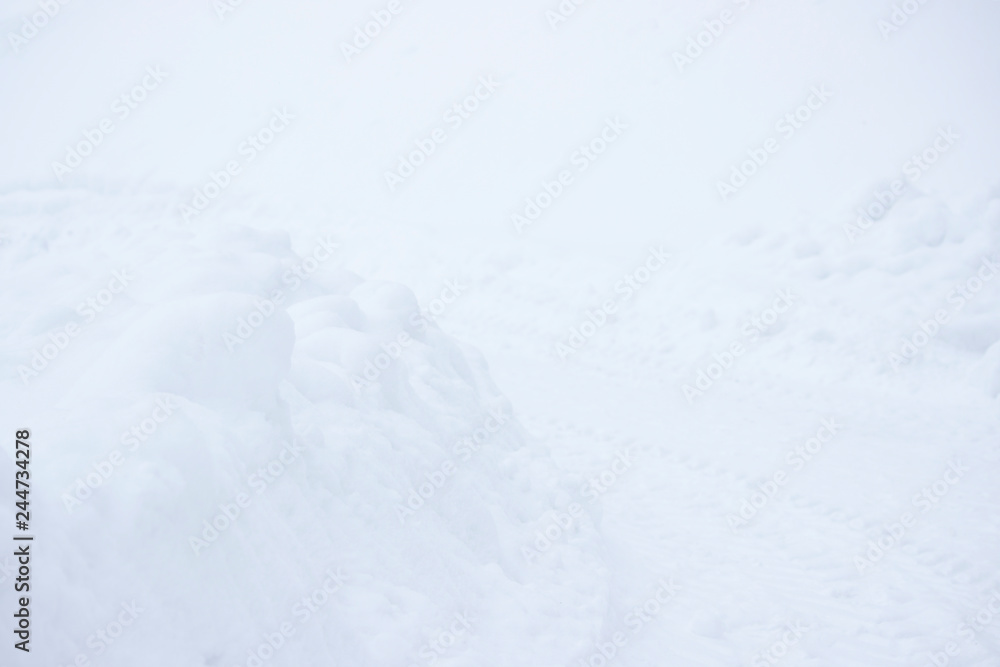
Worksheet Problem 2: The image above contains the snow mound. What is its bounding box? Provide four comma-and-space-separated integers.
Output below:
2, 220, 607, 667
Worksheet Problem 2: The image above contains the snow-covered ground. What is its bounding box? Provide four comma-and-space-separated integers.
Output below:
1, 1, 999, 665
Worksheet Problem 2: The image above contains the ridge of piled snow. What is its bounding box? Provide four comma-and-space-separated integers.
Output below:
0, 209, 608, 666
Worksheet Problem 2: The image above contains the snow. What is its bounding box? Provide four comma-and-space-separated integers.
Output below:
1, 0, 999, 665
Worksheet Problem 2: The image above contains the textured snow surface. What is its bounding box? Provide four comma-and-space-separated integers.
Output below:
1, 0, 999, 665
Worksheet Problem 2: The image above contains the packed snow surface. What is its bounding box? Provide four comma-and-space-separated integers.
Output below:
1, 0, 999, 665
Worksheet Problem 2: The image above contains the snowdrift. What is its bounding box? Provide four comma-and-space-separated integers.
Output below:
0, 213, 607, 666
